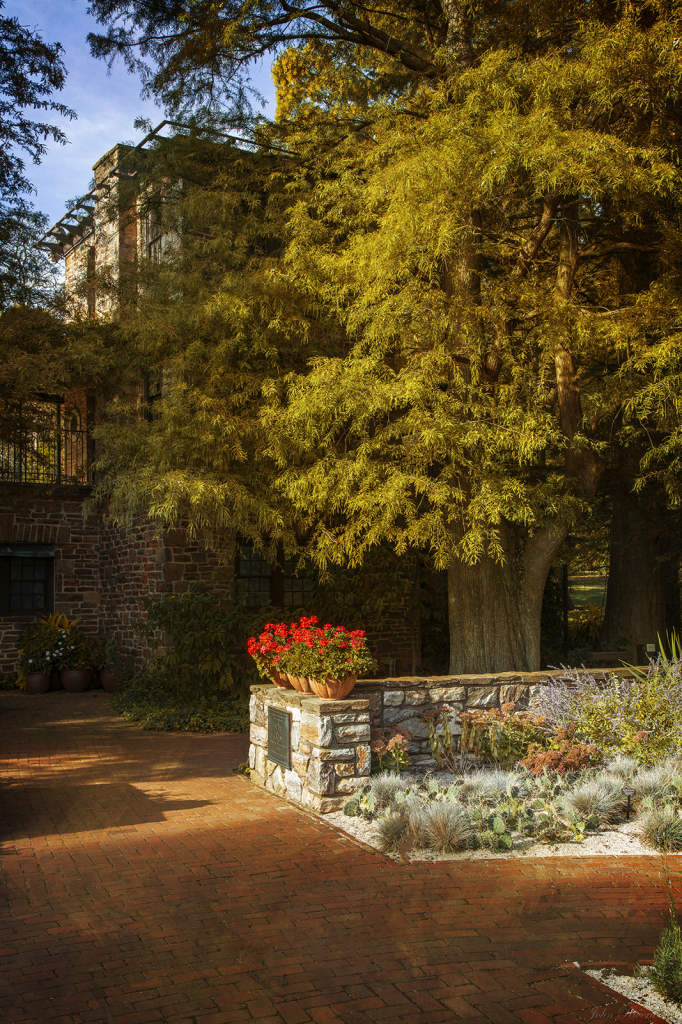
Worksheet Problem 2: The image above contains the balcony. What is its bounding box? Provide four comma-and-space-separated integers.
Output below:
0, 428, 94, 486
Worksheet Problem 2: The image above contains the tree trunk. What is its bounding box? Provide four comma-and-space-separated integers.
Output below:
447, 520, 569, 673
601, 489, 669, 649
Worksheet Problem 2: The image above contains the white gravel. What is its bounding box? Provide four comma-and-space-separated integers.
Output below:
583, 967, 682, 1024
320, 807, 660, 861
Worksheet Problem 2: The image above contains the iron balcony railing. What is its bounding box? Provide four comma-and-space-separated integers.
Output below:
0, 428, 94, 486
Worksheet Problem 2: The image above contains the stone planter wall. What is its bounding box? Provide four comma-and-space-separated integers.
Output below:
250, 668, 638, 812
249, 684, 372, 813
354, 669, 636, 764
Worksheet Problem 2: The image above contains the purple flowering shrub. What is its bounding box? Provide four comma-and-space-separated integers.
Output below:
530, 653, 682, 764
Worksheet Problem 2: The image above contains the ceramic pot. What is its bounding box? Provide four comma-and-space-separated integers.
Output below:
271, 669, 294, 690
308, 674, 357, 700
60, 669, 92, 693
286, 673, 314, 694
99, 668, 117, 693
25, 671, 50, 694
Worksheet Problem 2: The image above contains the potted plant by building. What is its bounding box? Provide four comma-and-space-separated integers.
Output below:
17, 617, 68, 693
56, 630, 94, 692
17, 625, 53, 694
92, 636, 119, 692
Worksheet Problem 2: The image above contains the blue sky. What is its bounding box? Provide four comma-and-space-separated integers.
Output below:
5, 0, 276, 226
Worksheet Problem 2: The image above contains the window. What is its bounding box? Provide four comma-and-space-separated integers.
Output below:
237, 545, 273, 608
145, 208, 164, 263
237, 544, 315, 610
0, 544, 55, 616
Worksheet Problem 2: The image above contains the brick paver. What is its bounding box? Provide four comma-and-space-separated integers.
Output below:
0, 692, 678, 1023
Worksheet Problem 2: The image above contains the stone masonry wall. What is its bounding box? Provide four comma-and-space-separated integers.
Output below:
353, 670, 637, 764
250, 668, 640, 812
249, 684, 372, 813
0, 488, 235, 676
0, 492, 104, 672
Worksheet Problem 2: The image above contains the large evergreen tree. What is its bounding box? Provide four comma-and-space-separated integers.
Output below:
88, 1, 682, 671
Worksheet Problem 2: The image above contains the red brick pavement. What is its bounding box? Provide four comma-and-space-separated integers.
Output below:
0, 691, 678, 1024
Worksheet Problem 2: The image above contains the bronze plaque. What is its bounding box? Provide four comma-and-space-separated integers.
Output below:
267, 706, 291, 769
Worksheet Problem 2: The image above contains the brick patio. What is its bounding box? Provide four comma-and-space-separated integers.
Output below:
0, 691, 678, 1024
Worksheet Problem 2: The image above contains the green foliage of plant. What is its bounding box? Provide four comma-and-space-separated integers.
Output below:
376, 813, 409, 854
521, 729, 602, 776
110, 681, 249, 733
458, 704, 550, 768
370, 721, 412, 775
136, 580, 270, 700
569, 602, 603, 647
17, 616, 93, 673
640, 808, 682, 853
0, 672, 21, 690
533, 649, 682, 764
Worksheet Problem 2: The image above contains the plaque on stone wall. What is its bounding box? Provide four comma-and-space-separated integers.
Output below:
267, 706, 291, 769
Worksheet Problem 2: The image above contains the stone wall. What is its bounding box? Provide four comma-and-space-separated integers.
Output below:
0, 491, 103, 672
249, 668, 639, 812
354, 670, 636, 764
249, 684, 372, 812
0, 488, 234, 675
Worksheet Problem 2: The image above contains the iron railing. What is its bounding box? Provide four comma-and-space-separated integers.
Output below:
0, 428, 94, 486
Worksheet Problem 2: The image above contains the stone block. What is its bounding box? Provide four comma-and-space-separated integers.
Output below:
163, 562, 184, 581
250, 723, 267, 747
500, 683, 533, 707
405, 689, 427, 705
285, 769, 302, 801
248, 744, 256, 770
384, 707, 423, 725
334, 777, 366, 795
335, 761, 355, 776
467, 686, 500, 709
312, 747, 356, 761
292, 752, 309, 777
300, 711, 333, 747
384, 690, 405, 706
331, 713, 362, 723
334, 723, 370, 742
307, 760, 335, 796
356, 744, 371, 776
429, 686, 466, 702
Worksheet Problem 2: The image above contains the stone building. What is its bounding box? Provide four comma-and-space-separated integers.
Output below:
0, 127, 420, 677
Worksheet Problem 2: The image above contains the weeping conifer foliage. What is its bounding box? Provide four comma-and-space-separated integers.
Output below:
88, 1, 682, 670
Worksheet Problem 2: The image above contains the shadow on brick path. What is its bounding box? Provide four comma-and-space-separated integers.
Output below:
0, 692, 677, 1024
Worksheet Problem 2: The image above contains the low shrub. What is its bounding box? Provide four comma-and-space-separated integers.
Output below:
422, 803, 475, 853
458, 703, 550, 768
136, 579, 270, 701
566, 777, 624, 824
0, 673, 21, 691
370, 721, 413, 774
376, 814, 409, 853
531, 648, 682, 764
368, 772, 413, 809
521, 729, 601, 777
110, 682, 249, 732
639, 808, 682, 852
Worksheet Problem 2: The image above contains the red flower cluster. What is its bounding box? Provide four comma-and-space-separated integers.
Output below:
247, 616, 374, 681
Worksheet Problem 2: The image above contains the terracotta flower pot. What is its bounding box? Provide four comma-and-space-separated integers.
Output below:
308, 674, 358, 700
60, 669, 92, 693
271, 669, 294, 690
25, 671, 50, 694
286, 673, 314, 694
99, 668, 117, 693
